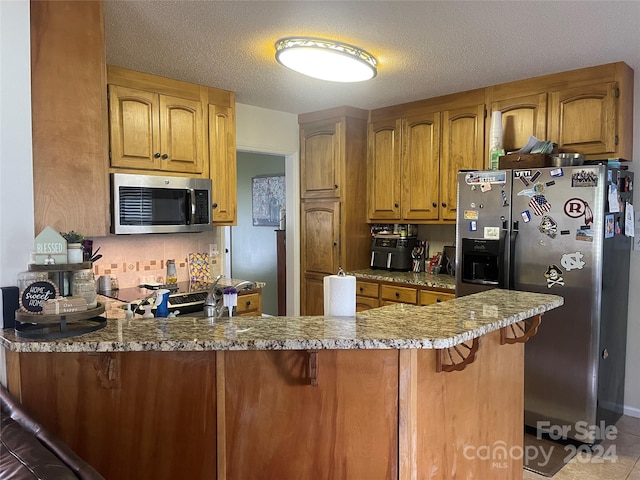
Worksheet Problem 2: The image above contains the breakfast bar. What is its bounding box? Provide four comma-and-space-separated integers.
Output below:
1, 289, 563, 479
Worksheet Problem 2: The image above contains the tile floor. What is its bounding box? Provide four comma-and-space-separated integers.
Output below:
523, 415, 640, 480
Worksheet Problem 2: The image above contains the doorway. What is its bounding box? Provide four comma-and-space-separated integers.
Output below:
231, 151, 285, 315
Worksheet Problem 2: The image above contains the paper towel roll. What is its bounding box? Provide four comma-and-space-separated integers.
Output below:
323, 274, 356, 316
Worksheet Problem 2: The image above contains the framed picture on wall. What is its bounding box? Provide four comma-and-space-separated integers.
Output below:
252, 175, 285, 226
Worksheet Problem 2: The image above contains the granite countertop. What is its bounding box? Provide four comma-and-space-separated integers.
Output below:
347, 269, 456, 291
0, 290, 562, 353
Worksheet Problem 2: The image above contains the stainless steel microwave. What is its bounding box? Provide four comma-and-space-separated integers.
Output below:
111, 173, 212, 234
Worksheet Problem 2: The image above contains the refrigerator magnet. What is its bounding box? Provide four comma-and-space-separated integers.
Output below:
464, 210, 479, 220
484, 227, 500, 240
538, 215, 558, 238
544, 265, 565, 288
576, 228, 595, 242
605, 214, 615, 238
501, 190, 509, 206
469, 221, 477, 232
550, 168, 564, 177
571, 169, 598, 187
480, 182, 492, 192
530, 170, 542, 182
545, 180, 556, 187
521, 210, 532, 223
560, 251, 585, 271
519, 176, 530, 186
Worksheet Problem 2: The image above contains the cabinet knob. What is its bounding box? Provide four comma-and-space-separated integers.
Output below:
359, 287, 364, 292
432, 202, 437, 208
212, 203, 218, 209
334, 184, 339, 189
161, 154, 169, 160
395, 292, 400, 298
436, 298, 442, 303
154, 153, 161, 158
394, 203, 399, 208
333, 242, 337, 247
245, 301, 251, 307
441, 202, 447, 208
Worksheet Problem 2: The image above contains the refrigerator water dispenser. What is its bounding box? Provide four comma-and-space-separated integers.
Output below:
460, 238, 501, 286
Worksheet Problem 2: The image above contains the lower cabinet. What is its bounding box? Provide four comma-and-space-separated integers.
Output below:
236, 291, 262, 316
356, 278, 454, 309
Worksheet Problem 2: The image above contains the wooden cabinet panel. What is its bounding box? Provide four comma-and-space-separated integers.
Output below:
301, 200, 340, 275
223, 350, 399, 479
490, 93, 547, 154
300, 119, 341, 198
380, 284, 418, 304
356, 295, 380, 311
160, 94, 205, 174
419, 289, 455, 305
549, 82, 617, 156
236, 292, 262, 316
209, 104, 237, 224
108, 85, 159, 170
302, 272, 325, 316
367, 118, 401, 220
401, 112, 440, 221
10, 351, 217, 480
356, 280, 379, 298
440, 104, 485, 221
31, 0, 110, 237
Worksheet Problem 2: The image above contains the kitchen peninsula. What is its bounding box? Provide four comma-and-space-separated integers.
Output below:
1, 289, 562, 479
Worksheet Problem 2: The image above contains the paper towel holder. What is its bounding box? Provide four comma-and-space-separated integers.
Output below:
337, 266, 345, 277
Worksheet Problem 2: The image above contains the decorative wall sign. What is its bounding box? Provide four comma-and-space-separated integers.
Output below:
252, 175, 285, 226
19, 280, 58, 313
33, 226, 67, 265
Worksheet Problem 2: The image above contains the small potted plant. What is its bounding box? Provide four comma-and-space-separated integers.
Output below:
61, 231, 85, 263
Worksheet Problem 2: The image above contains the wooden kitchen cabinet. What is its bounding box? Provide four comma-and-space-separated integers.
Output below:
419, 289, 455, 305
236, 291, 262, 316
368, 91, 484, 223
367, 118, 402, 220
356, 280, 380, 311
208, 102, 237, 224
487, 62, 634, 161
380, 284, 418, 305
31, 0, 110, 237
108, 84, 205, 174
299, 108, 370, 316
223, 349, 399, 479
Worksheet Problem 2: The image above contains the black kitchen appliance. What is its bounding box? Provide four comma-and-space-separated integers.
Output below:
370, 235, 417, 272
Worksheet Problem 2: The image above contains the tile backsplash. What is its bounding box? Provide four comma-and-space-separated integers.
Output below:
90, 230, 224, 288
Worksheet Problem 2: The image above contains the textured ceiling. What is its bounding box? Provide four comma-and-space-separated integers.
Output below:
104, 1, 640, 115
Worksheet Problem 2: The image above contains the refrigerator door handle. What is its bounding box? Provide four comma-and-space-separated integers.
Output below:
509, 221, 519, 290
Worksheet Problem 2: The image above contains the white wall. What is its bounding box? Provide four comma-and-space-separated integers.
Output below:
235, 103, 300, 315
0, 0, 34, 386
624, 73, 640, 418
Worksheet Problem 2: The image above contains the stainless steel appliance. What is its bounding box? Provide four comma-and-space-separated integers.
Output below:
370, 235, 417, 271
455, 165, 633, 443
111, 173, 212, 234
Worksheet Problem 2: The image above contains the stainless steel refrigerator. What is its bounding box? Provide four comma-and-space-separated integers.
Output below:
455, 164, 633, 443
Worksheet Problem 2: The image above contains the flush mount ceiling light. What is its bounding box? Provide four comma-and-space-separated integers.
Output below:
275, 37, 377, 82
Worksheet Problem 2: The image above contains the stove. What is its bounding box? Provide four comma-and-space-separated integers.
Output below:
104, 281, 212, 315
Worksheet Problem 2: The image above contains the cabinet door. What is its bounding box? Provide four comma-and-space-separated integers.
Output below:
402, 112, 440, 221
367, 118, 401, 220
302, 272, 326, 316
491, 93, 547, 153
549, 82, 617, 156
300, 119, 342, 198
419, 289, 454, 305
108, 85, 161, 170
209, 104, 237, 224
236, 292, 262, 316
356, 295, 380, 312
160, 94, 205, 174
440, 104, 485, 221
301, 200, 340, 275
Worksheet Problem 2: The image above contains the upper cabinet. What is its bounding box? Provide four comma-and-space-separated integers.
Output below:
487, 62, 634, 161
368, 91, 485, 223
108, 85, 205, 174
300, 119, 343, 199
31, 1, 110, 237
107, 66, 237, 225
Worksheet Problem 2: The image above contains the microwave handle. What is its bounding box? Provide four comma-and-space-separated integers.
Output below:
189, 189, 196, 224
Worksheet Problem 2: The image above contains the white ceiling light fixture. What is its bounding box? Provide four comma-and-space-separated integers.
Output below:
275, 37, 377, 82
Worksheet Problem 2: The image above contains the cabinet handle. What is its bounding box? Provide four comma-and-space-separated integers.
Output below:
432, 202, 437, 208
441, 202, 447, 208
395, 292, 400, 298
161, 154, 169, 160
154, 153, 161, 158
212, 203, 218, 209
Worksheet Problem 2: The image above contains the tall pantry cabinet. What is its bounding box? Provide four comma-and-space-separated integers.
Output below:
299, 108, 371, 316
